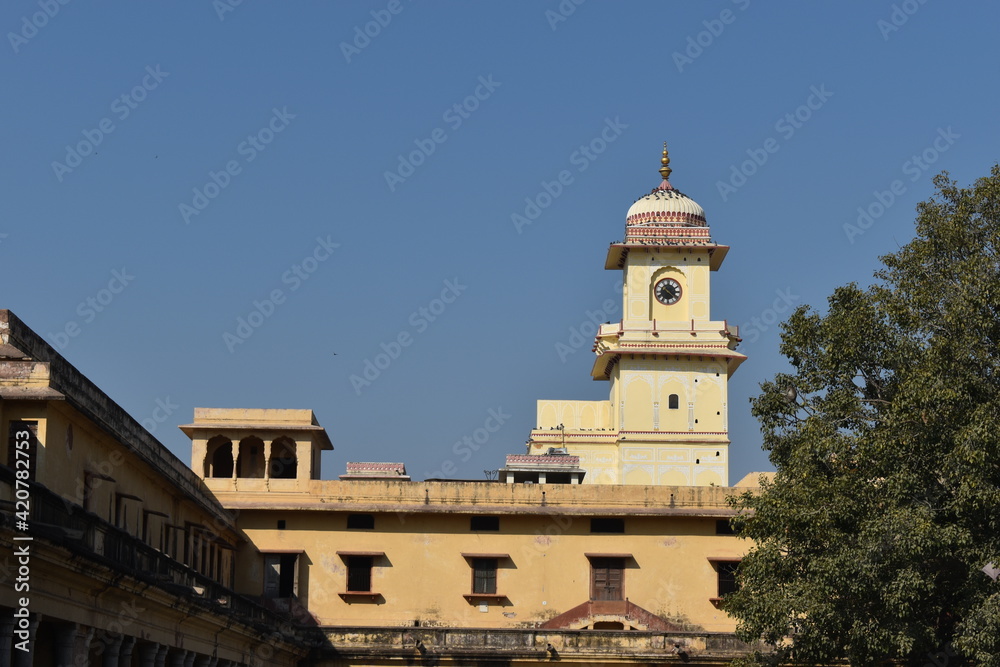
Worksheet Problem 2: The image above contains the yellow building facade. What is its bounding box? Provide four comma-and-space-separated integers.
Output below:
0, 310, 307, 667
1, 147, 766, 667
529, 146, 744, 486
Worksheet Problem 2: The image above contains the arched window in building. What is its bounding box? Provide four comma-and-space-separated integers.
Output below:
205, 436, 234, 478
236, 436, 265, 478
269, 437, 298, 479
668, 394, 679, 410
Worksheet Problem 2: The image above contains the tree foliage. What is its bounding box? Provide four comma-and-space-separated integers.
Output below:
728, 166, 1000, 666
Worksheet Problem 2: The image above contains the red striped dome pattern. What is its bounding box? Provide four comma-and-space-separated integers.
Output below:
623, 181, 711, 245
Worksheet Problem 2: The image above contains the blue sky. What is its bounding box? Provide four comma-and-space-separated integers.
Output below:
2, 1, 998, 483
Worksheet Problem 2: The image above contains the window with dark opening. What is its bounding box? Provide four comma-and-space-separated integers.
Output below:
472, 558, 498, 594
206, 436, 233, 478
269, 437, 297, 479
715, 519, 737, 535
263, 553, 298, 598
470, 516, 500, 531
590, 517, 625, 533
347, 556, 373, 592
347, 513, 375, 529
717, 561, 740, 597
668, 394, 679, 409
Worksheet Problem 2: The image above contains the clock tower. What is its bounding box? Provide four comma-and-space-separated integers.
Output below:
527, 144, 745, 486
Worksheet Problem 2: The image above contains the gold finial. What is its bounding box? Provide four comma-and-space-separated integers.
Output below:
658, 141, 672, 181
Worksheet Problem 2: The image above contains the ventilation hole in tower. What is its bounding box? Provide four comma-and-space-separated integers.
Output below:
696, 459, 700, 464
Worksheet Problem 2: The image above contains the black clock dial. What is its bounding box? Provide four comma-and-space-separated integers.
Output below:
654, 278, 682, 305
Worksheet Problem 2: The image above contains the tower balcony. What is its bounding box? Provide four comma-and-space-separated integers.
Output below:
595, 319, 740, 344
590, 320, 745, 380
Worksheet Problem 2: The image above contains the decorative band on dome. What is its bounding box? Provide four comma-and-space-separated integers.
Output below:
625, 228, 712, 241
626, 210, 706, 225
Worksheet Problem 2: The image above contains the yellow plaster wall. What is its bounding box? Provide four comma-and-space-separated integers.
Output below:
230, 480, 748, 632
536, 400, 611, 430
623, 249, 712, 325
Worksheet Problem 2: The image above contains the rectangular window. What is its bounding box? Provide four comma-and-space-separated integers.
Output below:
347, 513, 375, 529
263, 553, 299, 598
590, 557, 624, 601
347, 556, 373, 592
470, 516, 499, 531
472, 558, 498, 594
590, 517, 625, 533
717, 561, 740, 597
715, 519, 737, 535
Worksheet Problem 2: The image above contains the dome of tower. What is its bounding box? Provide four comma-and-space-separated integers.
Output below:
625, 185, 706, 227
622, 144, 712, 246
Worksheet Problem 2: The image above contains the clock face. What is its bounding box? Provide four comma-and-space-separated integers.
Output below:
654, 278, 682, 305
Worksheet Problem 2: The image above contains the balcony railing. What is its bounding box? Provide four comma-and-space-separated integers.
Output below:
1, 465, 310, 637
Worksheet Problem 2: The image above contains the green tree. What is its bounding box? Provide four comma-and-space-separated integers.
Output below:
728, 166, 1000, 667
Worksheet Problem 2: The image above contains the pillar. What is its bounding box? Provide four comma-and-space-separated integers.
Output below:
295, 439, 311, 483
191, 439, 208, 478
138, 643, 160, 667
154, 645, 168, 667
10, 613, 39, 667
167, 650, 188, 667
119, 636, 136, 667
55, 624, 95, 667
0, 614, 15, 667
101, 636, 123, 667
